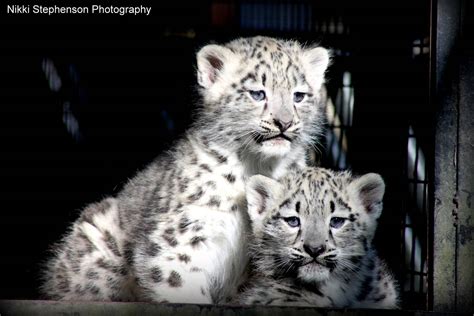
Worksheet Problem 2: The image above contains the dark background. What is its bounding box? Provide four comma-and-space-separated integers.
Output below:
0, 0, 441, 310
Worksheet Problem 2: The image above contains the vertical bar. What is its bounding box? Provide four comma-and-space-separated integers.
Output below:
456, 4, 474, 311
431, 0, 459, 312
431, 0, 473, 313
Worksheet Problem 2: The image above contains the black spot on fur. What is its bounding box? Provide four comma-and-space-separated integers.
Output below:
89, 284, 100, 295
96, 258, 127, 276
210, 149, 227, 164
96, 258, 114, 271
190, 236, 206, 247
174, 202, 184, 213
337, 197, 352, 212
231, 204, 238, 212
200, 164, 212, 172
207, 196, 221, 207
145, 241, 161, 257
178, 254, 191, 263
157, 207, 169, 213
168, 271, 182, 287
330, 201, 335, 213
349, 213, 356, 222
162, 234, 178, 247
223, 173, 236, 183
123, 241, 134, 265
179, 178, 190, 193
86, 270, 99, 280
74, 284, 85, 295
56, 274, 70, 291
193, 224, 203, 232
179, 216, 193, 234
295, 201, 301, 213
150, 267, 163, 283
187, 188, 203, 202
205, 180, 217, 189
362, 236, 369, 251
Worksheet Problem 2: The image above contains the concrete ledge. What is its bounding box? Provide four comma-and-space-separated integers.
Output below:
0, 300, 469, 316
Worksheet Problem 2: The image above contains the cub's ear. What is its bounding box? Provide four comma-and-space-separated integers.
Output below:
246, 175, 284, 232
197, 44, 235, 89
302, 46, 331, 89
348, 173, 385, 219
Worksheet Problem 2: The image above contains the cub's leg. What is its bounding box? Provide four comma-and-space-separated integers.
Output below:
134, 206, 248, 304
41, 198, 137, 301
355, 259, 400, 309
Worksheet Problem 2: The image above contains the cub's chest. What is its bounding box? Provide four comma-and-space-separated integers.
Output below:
180, 162, 245, 213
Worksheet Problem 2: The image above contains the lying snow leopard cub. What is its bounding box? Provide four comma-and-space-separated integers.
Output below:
237, 167, 399, 309
41, 37, 330, 304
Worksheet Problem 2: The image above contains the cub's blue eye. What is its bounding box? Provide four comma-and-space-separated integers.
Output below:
249, 90, 266, 101
330, 217, 346, 229
283, 216, 300, 227
293, 92, 306, 103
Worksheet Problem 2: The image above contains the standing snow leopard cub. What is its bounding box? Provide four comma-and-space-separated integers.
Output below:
41, 37, 331, 304
237, 167, 399, 308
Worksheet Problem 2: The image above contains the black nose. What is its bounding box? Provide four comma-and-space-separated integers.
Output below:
303, 244, 326, 258
273, 119, 291, 132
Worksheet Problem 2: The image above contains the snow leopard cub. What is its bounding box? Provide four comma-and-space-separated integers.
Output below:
237, 167, 399, 309
41, 37, 331, 304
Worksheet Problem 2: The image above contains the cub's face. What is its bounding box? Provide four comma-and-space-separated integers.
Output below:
196, 37, 330, 158
246, 168, 385, 283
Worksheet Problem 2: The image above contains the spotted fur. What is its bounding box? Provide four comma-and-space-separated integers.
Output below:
237, 167, 400, 309
40, 37, 330, 303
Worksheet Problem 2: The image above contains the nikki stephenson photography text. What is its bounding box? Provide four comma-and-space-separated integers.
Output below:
6, 5, 152, 16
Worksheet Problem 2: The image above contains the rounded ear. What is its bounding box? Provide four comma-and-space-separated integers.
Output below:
197, 44, 234, 89
302, 46, 331, 89
348, 173, 385, 219
246, 175, 284, 232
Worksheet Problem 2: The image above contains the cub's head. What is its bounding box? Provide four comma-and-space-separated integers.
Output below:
196, 37, 330, 158
246, 167, 385, 283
